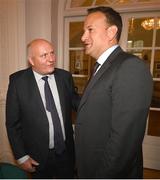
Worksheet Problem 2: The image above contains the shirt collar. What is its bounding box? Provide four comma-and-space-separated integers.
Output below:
33, 70, 55, 82
97, 45, 119, 66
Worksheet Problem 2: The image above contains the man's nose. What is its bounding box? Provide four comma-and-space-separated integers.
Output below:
81, 32, 87, 42
48, 53, 55, 60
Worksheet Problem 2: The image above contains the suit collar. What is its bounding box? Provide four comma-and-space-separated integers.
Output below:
97, 45, 119, 66
78, 46, 123, 111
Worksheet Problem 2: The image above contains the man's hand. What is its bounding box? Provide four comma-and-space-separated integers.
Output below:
20, 157, 39, 172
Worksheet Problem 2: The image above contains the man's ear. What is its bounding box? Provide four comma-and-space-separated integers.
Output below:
28, 57, 34, 66
107, 25, 118, 41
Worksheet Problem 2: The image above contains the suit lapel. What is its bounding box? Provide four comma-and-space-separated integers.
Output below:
26, 68, 47, 115
78, 47, 123, 111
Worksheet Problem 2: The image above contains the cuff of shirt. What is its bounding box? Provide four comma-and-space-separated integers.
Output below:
17, 155, 30, 164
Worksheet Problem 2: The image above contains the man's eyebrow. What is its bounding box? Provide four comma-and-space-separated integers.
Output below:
84, 25, 93, 29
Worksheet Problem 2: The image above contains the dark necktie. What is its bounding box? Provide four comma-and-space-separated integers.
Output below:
92, 62, 100, 75
42, 76, 65, 154
84, 62, 100, 91
89, 62, 100, 81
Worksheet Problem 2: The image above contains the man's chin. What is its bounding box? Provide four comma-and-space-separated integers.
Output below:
49, 69, 55, 74
85, 49, 90, 55
45, 68, 55, 75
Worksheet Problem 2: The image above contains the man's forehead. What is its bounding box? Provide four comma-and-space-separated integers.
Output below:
84, 13, 107, 27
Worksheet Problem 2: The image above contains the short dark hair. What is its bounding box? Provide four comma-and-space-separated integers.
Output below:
87, 6, 122, 41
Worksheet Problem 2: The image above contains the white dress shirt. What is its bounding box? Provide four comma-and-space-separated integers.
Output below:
17, 70, 65, 164
95, 45, 119, 74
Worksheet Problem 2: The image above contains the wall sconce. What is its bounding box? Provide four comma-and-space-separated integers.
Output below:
141, 18, 160, 30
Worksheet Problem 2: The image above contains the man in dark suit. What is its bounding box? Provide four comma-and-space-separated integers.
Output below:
6, 39, 80, 178
75, 6, 153, 178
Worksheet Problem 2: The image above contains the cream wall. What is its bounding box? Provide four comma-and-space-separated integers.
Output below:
0, 0, 57, 164
0, 0, 26, 164
25, 0, 52, 44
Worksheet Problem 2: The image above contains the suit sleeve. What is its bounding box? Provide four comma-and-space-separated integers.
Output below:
96, 57, 153, 177
6, 76, 26, 159
65, 72, 81, 111
71, 77, 81, 111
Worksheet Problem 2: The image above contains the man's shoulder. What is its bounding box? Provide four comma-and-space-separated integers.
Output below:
115, 47, 145, 66
9, 68, 31, 80
55, 68, 72, 77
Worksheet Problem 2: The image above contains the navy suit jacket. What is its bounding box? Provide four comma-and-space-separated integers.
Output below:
75, 47, 153, 178
6, 67, 79, 169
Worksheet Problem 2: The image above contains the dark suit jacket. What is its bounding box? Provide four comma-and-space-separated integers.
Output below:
75, 46, 153, 178
6, 67, 79, 170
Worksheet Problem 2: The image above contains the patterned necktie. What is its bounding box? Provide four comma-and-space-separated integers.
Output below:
42, 76, 65, 154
